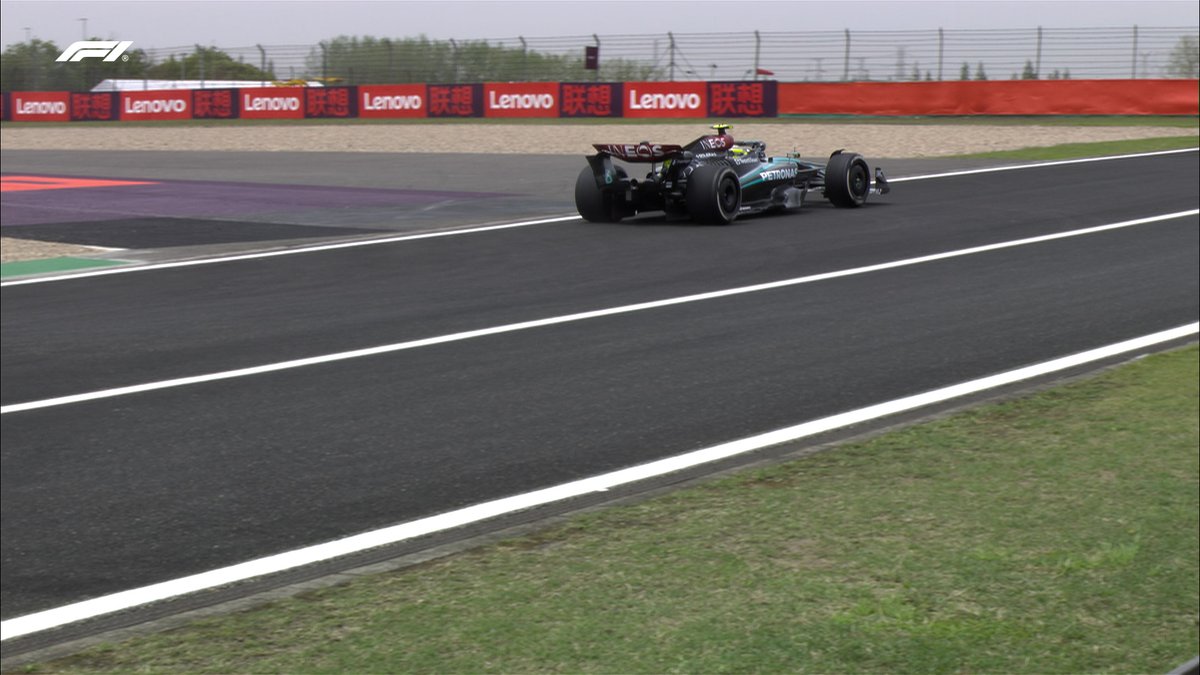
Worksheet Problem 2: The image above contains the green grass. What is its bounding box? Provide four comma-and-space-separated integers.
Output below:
0, 256, 125, 278
956, 135, 1199, 160
28, 345, 1199, 673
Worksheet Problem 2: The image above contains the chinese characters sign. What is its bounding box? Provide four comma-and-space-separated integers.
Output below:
9, 81, 781, 122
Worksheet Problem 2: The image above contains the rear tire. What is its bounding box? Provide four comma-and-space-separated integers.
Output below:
686, 164, 741, 224
825, 152, 871, 208
575, 167, 624, 223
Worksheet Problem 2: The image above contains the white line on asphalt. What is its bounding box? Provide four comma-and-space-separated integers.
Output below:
3, 148, 1195, 287
2, 321, 1195, 641
2, 208, 1196, 415
0, 215, 583, 287
887, 147, 1198, 182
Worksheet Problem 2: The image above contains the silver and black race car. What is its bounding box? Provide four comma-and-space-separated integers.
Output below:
575, 124, 889, 224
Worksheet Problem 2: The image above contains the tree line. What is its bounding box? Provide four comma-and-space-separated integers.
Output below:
2, 34, 1194, 91
1, 35, 662, 91
0, 41, 273, 91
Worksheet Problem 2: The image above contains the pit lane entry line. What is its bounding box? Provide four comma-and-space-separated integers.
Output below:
2, 208, 1195, 416
2, 321, 1195, 641
2, 148, 1194, 289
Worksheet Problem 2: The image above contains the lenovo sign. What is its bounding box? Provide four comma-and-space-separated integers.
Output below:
120, 91, 191, 120
623, 82, 706, 118
484, 82, 558, 118
239, 87, 304, 119
358, 84, 425, 118
10, 92, 70, 122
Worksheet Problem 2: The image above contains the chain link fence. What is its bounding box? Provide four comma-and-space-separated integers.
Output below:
200, 26, 1199, 84
4, 26, 1198, 91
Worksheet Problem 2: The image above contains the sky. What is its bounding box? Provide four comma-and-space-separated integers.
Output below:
2, 0, 1198, 51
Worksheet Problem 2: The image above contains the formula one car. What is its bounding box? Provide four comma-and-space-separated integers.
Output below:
575, 124, 889, 224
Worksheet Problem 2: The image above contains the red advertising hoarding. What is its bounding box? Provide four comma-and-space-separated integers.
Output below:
776, 79, 1200, 116
559, 83, 622, 118
304, 86, 356, 118
70, 92, 118, 121
8, 78, 1193, 124
358, 84, 426, 118
238, 87, 305, 119
483, 82, 559, 118
622, 81, 707, 118
119, 90, 192, 121
428, 84, 483, 117
193, 89, 239, 119
9, 91, 71, 122
707, 81, 777, 117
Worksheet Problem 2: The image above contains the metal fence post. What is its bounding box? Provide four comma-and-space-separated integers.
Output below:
384, 38, 394, 83
593, 34, 600, 81
937, 28, 944, 80
319, 41, 327, 83
668, 32, 676, 81
1131, 24, 1139, 78
519, 36, 527, 81
843, 29, 851, 81
754, 30, 761, 80
1036, 26, 1043, 78
257, 44, 266, 86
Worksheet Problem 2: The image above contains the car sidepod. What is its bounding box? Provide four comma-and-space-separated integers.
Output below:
735, 158, 818, 214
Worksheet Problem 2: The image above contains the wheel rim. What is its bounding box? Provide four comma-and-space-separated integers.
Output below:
718, 176, 739, 215
849, 164, 868, 198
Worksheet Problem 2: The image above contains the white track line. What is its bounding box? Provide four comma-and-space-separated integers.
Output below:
888, 147, 1197, 182
0, 215, 583, 287
2, 321, 1195, 641
2, 148, 1195, 288
3, 209, 1195, 416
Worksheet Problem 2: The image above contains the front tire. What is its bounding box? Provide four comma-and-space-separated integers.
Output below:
825, 152, 871, 208
575, 167, 624, 223
686, 164, 741, 225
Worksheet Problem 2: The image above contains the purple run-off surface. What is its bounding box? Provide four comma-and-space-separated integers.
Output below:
0, 175, 508, 227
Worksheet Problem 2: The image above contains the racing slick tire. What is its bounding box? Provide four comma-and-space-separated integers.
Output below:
825, 152, 871, 208
687, 164, 741, 225
575, 167, 626, 223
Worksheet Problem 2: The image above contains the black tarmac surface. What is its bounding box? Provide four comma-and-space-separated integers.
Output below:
1, 148, 1197, 656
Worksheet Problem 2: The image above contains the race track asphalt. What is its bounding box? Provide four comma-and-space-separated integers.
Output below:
1, 147, 1197, 656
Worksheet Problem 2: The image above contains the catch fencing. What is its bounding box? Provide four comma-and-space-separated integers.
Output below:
137, 26, 1199, 85
3, 26, 1197, 93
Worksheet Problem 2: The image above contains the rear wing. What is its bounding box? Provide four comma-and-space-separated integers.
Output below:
592, 143, 684, 162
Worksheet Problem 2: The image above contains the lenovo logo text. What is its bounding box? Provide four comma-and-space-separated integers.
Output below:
488, 91, 555, 110
124, 98, 188, 114
363, 94, 423, 111
242, 94, 301, 111
627, 89, 703, 110
16, 99, 67, 115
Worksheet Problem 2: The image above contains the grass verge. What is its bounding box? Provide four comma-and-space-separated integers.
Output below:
955, 135, 1199, 160
0, 257, 125, 278
28, 345, 1199, 673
